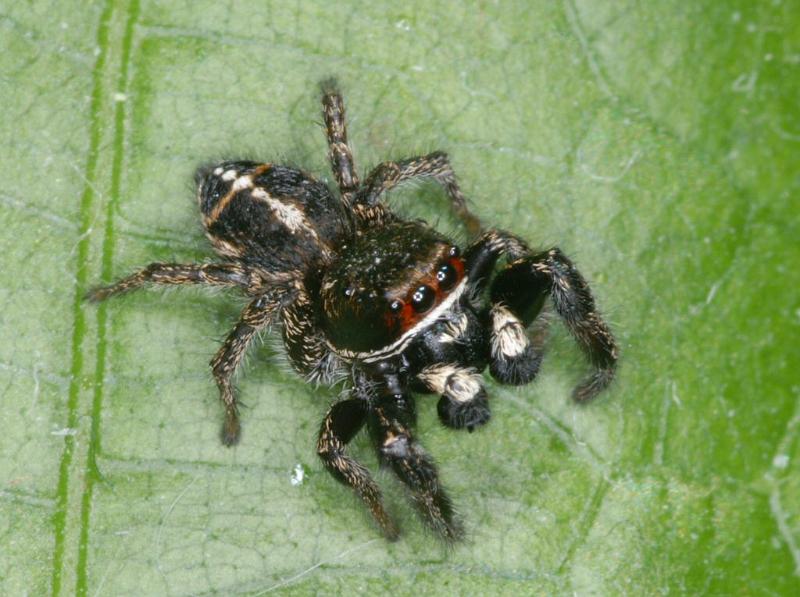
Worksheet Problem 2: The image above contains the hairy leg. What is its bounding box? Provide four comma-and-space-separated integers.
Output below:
320, 79, 359, 203
367, 379, 462, 542
281, 289, 334, 381
317, 398, 399, 539
467, 229, 618, 400
210, 291, 285, 445
86, 262, 263, 301
356, 152, 482, 235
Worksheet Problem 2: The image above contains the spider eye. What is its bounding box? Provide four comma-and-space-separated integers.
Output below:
448, 245, 460, 258
436, 263, 458, 291
411, 285, 436, 313
388, 299, 404, 314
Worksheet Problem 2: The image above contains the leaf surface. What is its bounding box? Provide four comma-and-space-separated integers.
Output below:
1, 0, 798, 594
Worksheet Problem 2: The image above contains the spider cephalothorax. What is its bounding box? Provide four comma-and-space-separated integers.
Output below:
88, 80, 618, 541
320, 221, 465, 354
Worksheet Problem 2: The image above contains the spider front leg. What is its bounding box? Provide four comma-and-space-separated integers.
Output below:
317, 397, 399, 540
367, 370, 463, 542
468, 230, 618, 400
211, 291, 286, 445
356, 152, 482, 235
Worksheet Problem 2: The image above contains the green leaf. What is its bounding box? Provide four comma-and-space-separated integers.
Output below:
2, 0, 798, 594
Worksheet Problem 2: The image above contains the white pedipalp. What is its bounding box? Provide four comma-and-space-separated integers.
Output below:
417, 363, 483, 403
438, 312, 469, 344
490, 304, 530, 359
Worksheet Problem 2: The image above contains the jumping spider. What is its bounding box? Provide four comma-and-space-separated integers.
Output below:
88, 80, 618, 541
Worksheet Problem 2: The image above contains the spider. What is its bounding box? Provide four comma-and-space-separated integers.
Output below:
88, 80, 618, 541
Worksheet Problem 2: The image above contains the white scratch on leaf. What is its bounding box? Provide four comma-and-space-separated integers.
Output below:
654, 381, 674, 466
0, 193, 78, 229
32, 357, 41, 406
772, 123, 800, 142
51, 427, 78, 436
0, 489, 55, 508
155, 476, 199, 585
705, 280, 721, 305
765, 391, 800, 576
769, 491, 800, 576
504, 391, 609, 475
93, 530, 133, 597
564, 0, 615, 99
256, 539, 379, 594
556, 477, 609, 573
671, 382, 682, 408
731, 71, 758, 94
578, 148, 641, 183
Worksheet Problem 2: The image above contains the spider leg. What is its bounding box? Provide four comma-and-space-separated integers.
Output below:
416, 364, 490, 431
467, 230, 618, 400
317, 397, 399, 540
85, 262, 263, 302
281, 288, 337, 382
356, 152, 482, 235
367, 374, 463, 542
320, 79, 359, 203
210, 291, 285, 445
493, 247, 617, 400
461, 231, 542, 385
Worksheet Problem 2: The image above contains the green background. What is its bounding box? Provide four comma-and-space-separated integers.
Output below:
2, 0, 799, 594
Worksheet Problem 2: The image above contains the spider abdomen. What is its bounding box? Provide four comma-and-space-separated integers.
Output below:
197, 160, 349, 272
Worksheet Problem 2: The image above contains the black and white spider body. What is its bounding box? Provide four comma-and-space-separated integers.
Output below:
89, 80, 618, 541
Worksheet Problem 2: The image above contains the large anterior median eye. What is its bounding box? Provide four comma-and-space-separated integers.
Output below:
411, 285, 436, 313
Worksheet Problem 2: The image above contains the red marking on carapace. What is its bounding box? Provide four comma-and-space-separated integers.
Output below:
383, 254, 466, 334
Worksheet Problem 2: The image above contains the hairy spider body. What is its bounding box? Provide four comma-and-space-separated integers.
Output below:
88, 81, 618, 541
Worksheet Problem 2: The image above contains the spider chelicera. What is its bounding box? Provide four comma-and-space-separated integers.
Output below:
88, 80, 618, 541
